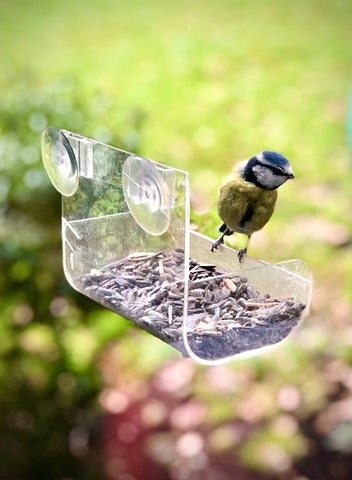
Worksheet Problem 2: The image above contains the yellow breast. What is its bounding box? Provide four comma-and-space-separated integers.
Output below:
217, 174, 277, 235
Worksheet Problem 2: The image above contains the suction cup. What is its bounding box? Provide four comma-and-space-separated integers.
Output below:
41, 126, 78, 196
122, 155, 171, 236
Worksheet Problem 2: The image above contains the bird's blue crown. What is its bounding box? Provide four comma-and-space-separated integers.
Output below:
260, 151, 289, 168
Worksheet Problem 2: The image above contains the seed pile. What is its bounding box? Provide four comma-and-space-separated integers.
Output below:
78, 249, 306, 360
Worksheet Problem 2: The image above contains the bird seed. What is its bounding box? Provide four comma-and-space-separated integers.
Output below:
77, 249, 306, 360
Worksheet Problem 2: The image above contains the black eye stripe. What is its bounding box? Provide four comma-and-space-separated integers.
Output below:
258, 162, 284, 175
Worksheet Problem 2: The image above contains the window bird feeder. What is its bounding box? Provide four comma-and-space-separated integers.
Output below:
42, 127, 312, 364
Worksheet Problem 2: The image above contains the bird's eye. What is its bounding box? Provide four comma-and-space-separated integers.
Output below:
267, 165, 284, 175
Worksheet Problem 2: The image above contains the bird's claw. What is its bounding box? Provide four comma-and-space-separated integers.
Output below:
211, 237, 224, 252
237, 248, 247, 263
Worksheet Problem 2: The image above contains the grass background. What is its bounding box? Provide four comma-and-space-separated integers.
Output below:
1, 0, 352, 479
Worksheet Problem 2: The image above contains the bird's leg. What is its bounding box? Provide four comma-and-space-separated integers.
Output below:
211, 228, 234, 252
211, 234, 225, 252
237, 235, 250, 262
237, 247, 247, 262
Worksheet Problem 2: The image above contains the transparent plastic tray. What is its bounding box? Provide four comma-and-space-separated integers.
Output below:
42, 127, 313, 364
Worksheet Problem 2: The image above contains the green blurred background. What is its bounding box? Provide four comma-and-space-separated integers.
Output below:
1, 0, 352, 478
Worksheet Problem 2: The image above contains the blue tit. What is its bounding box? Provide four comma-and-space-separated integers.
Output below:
211, 151, 295, 261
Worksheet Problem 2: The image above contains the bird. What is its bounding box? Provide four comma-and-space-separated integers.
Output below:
211, 150, 295, 262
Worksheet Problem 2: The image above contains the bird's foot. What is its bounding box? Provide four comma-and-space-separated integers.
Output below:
211, 236, 224, 252
237, 248, 247, 263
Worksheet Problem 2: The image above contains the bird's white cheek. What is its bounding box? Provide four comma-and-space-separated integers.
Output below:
252, 165, 287, 189
252, 165, 273, 186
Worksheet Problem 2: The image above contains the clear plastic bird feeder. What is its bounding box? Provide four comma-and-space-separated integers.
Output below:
42, 127, 312, 364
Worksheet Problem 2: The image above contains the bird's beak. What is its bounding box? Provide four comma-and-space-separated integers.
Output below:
287, 173, 295, 179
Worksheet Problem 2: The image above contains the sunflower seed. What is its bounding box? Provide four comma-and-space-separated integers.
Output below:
78, 249, 306, 361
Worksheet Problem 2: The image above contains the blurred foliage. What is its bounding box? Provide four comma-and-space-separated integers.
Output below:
0, 0, 352, 479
